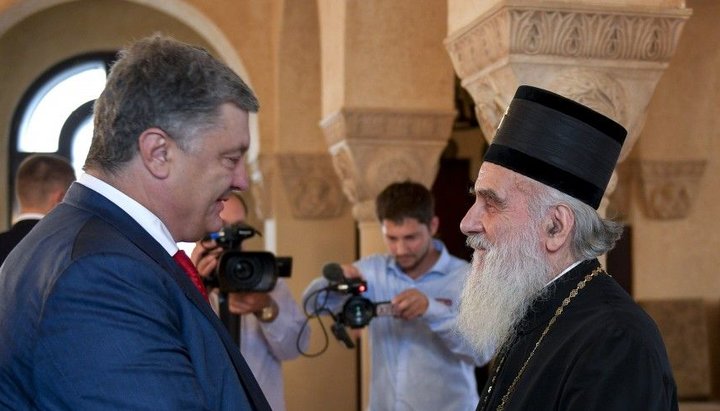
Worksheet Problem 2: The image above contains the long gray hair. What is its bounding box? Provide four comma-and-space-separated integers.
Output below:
525, 178, 624, 260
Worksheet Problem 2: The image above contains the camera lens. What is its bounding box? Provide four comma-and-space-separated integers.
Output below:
217, 251, 279, 292
224, 256, 263, 290
342, 296, 375, 329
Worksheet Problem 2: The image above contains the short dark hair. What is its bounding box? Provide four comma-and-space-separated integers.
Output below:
86, 33, 259, 174
375, 180, 434, 226
16, 154, 76, 208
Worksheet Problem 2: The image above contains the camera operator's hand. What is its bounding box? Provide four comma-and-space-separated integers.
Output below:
391, 288, 429, 320
228, 292, 278, 322
190, 239, 223, 278
341, 264, 364, 280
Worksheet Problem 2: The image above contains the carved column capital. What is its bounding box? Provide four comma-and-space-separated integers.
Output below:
446, 4, 690, 78
275, 153, 348, 219
636, 160, 707, 220
352, 200, 378, 225
445, 2, 691, 159
320, 108, 455, 223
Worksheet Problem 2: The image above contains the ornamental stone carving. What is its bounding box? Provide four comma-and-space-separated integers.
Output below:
329, 144, 363, 204
328, 141, 446, 221
321, 108, 455, 145
321, 108, 455, 222
465, 77, 514, 144
550, 69, 627, 126
637, 160, 706, 220
510, 8, 686, 60
275, 153, 348, 219
445, 3, 690, 157
446, 4, 690, 79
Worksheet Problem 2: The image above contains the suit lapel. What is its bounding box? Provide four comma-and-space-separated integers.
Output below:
63, 183, 271, 411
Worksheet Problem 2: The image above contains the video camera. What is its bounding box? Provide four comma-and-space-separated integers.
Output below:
320, 263, 392, 348
331, 279, 393, 330
202, 223, 292, 293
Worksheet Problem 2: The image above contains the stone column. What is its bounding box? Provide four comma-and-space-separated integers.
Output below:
319, 108, 455, 409
316, 1, 457, 407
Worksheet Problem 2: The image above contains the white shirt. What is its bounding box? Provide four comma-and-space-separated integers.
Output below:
547, 260, 584, 286
238, 279, 310, 411
11, 213, 45, 225
77, 173, 178, 255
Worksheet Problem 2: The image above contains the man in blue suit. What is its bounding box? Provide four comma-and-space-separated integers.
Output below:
0, 34, 271, 410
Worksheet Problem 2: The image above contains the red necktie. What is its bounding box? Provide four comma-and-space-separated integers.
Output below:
173, 250, 209, 301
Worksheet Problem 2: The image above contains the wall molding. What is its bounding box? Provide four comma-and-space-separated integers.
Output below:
636, 159, 707, 220
275, 153, 348, 219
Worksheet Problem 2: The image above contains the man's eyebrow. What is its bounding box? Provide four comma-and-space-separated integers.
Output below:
476, 188, 507, 208
221, 146, 248, 156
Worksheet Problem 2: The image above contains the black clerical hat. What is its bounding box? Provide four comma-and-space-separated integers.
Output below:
483, 85, 627, 209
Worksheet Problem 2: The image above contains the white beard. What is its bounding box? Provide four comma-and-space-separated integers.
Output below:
457, 227, 552, 358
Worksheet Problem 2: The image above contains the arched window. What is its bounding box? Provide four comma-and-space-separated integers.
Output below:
8, 52, 116, 216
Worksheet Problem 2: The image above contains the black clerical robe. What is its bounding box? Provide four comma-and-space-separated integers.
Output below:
477, 259, 677, 411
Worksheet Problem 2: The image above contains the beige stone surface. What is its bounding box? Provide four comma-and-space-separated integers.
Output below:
632, 0, 720, 302
319, 0, 454, 115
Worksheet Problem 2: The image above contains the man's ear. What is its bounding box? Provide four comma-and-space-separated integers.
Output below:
544, 204, 574, 252
50, 188, 66, 206
137, 128, 171, 179
429, 216, 439, 237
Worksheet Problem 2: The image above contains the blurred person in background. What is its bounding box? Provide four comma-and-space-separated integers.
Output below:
304, 180, 491, 411
191, 191, 309, 411
0, 154, 75, 265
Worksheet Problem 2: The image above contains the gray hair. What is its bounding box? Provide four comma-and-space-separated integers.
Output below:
86, 33, 258, 174
523, 177, 623, 260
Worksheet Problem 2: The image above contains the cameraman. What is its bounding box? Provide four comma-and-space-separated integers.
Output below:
191, 192, 309, 411
303, 181, 491, 411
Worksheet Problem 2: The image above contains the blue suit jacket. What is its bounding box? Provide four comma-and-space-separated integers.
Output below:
0, 183, 271, 410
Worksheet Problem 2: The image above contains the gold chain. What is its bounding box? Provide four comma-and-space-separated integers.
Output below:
484, 267, 605, 411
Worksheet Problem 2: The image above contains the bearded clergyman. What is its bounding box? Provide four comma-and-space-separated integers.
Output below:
458, 85, 678, 411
